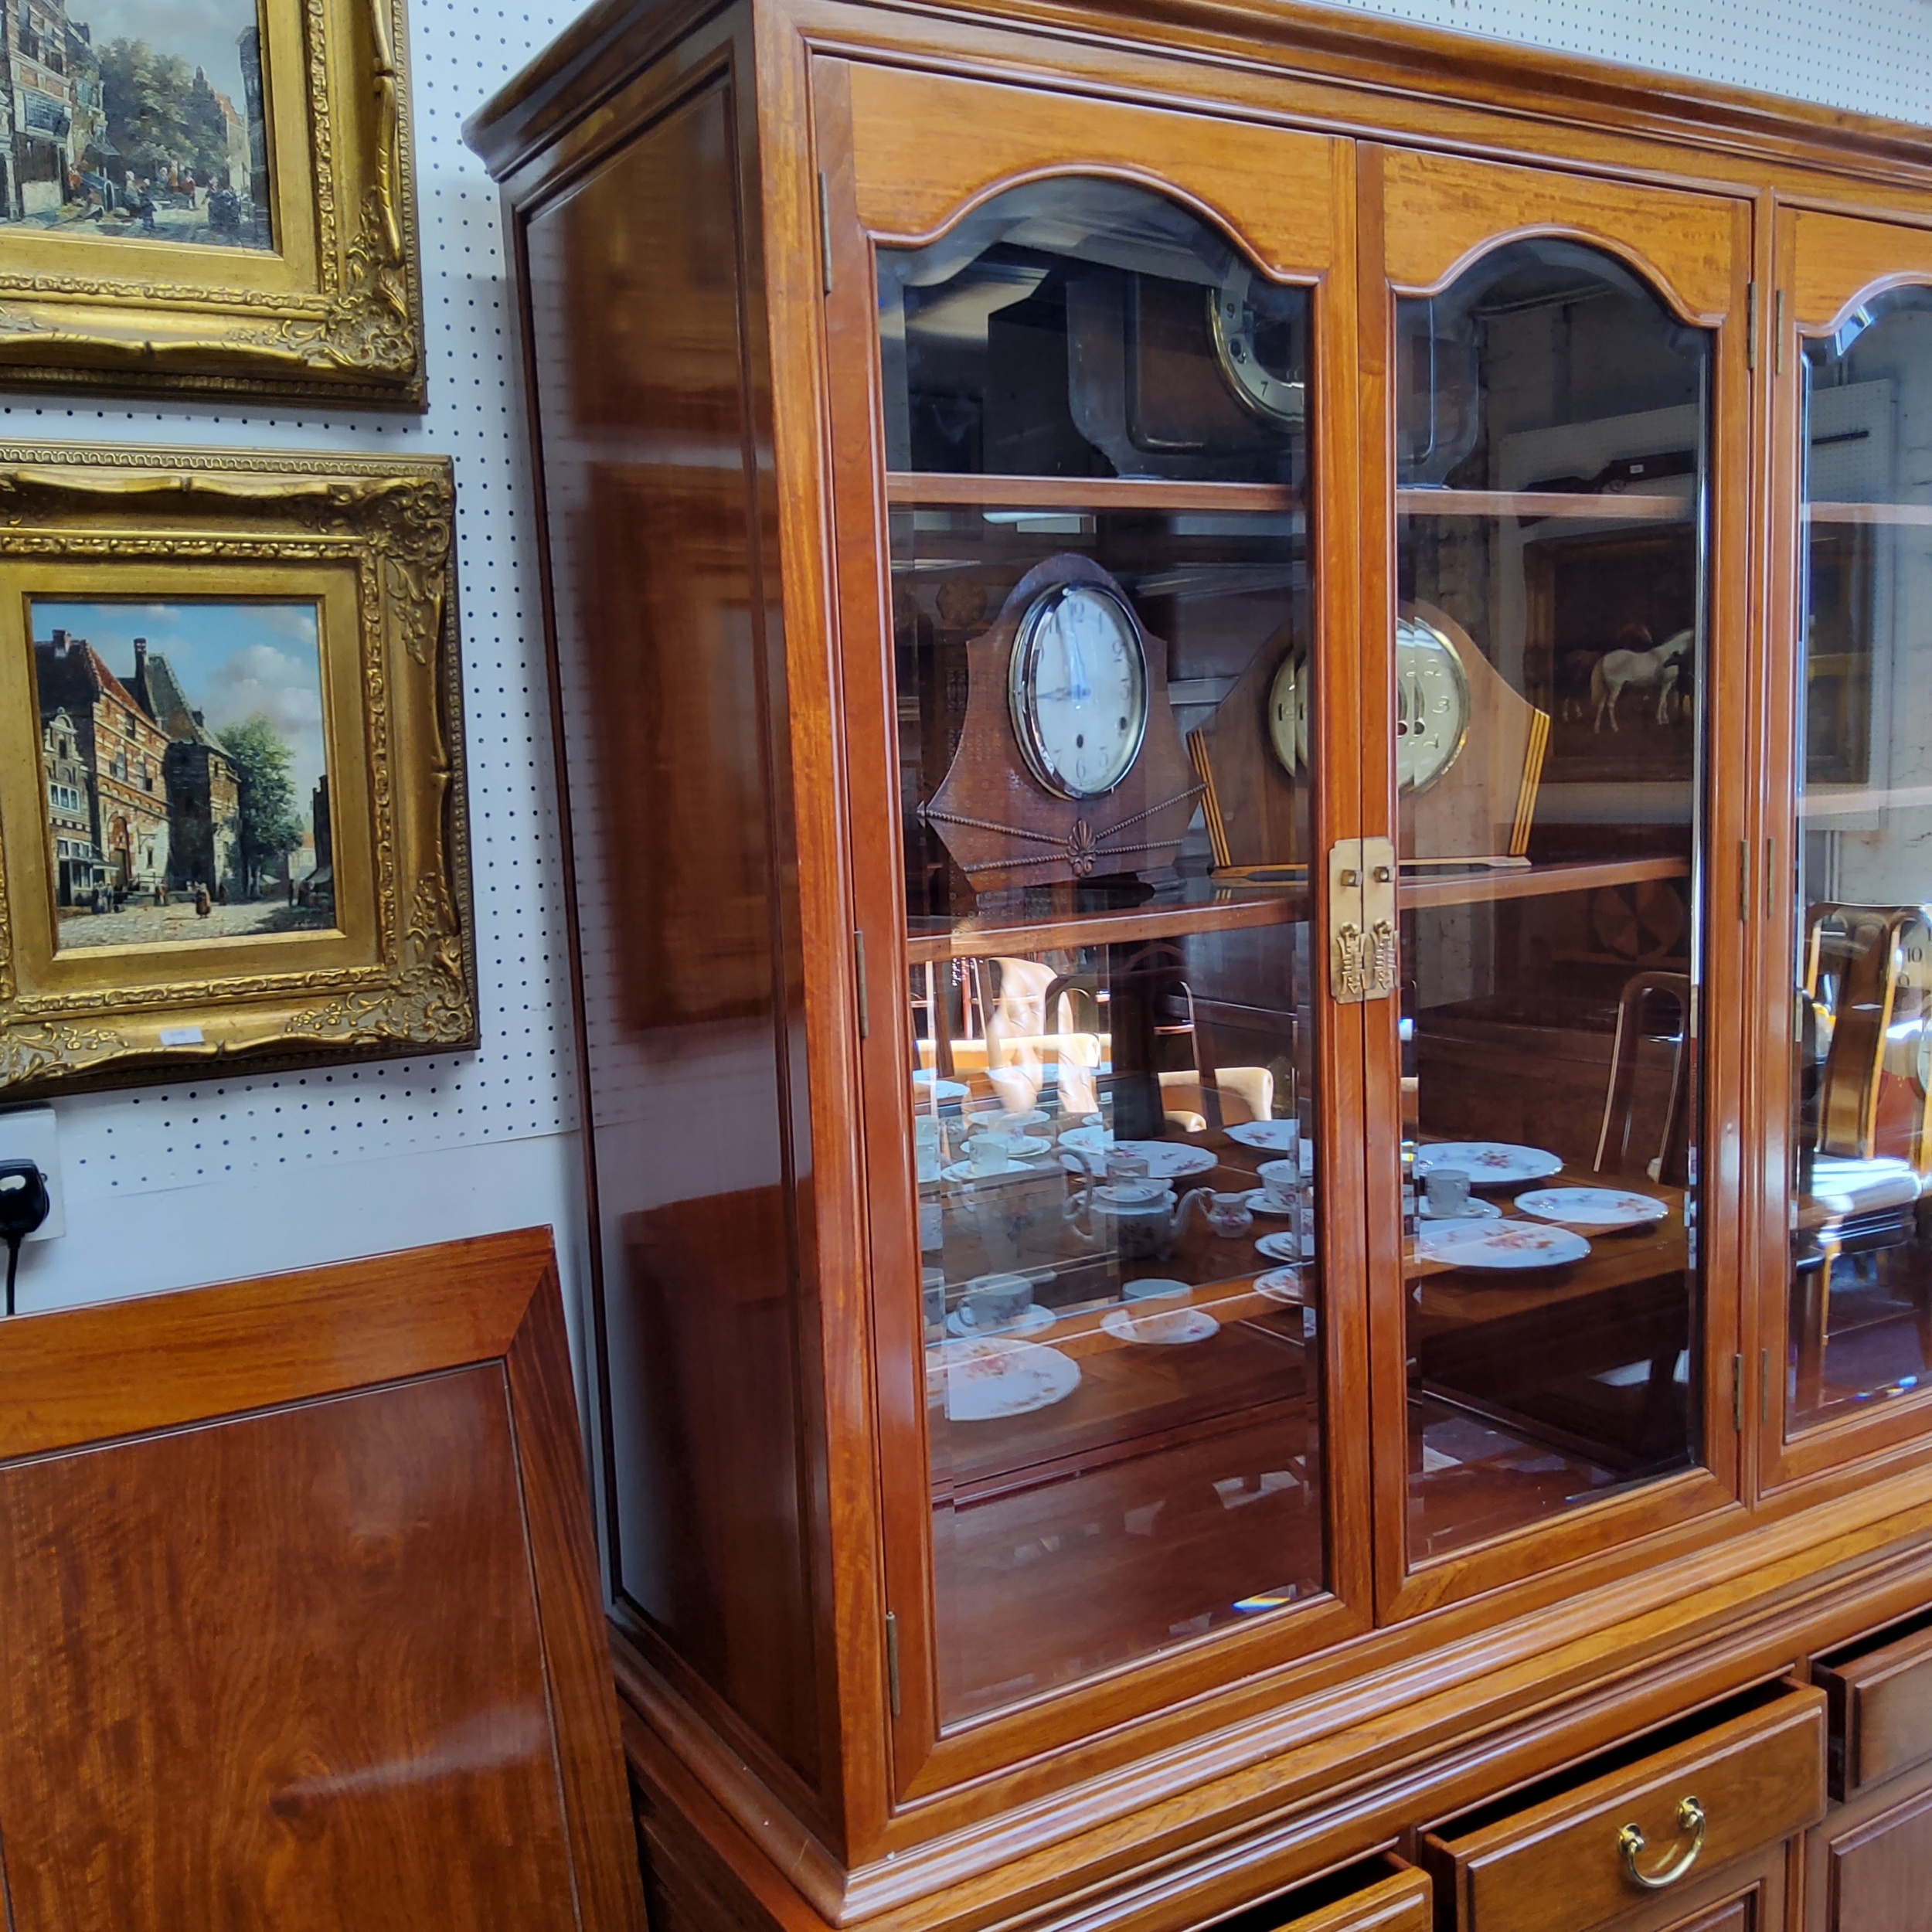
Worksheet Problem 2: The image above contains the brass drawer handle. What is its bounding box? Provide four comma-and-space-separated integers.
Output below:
1617, 1796, 1706, 1889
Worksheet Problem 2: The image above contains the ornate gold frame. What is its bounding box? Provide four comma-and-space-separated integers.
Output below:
0, 441, 471, 1095
0, 0, 423, 406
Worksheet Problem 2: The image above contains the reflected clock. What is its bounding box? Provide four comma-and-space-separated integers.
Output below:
1264, 610, 1471, 795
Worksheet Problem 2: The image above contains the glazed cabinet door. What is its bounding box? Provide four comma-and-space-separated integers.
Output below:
813, 58, 1373, 1804
1756, 209, 1932, 1490
1359, 148, 1753, 1617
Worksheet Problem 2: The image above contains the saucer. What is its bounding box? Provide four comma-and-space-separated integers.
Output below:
1254, 1231, 1307, 1261
1418, 1196, 1502, 1221
1255, 1265, 1310, 1303
942, 1158, 1044, 1182
1100, 1304, 1219, 1346
1240, 1189, 1301, 1218
948, 1303, 1056, 1339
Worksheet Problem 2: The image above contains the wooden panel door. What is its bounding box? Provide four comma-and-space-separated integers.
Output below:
811, 54, 1374, 1817
0, 1229, 644, 1932
1361, 147, 1753, 1622
1755, 208, 1932, 1498
1801, 1767, 1932, 1930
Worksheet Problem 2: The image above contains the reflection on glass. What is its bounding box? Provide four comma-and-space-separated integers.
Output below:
883, 180, 1325, 1723
1396, 240, 1709, 1563
1789, 287, 1932, 1430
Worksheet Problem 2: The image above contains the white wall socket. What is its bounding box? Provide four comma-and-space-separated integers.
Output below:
0, 1105, 63, 1242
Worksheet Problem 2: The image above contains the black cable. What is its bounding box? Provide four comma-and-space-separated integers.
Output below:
4, 1233, 18, 1318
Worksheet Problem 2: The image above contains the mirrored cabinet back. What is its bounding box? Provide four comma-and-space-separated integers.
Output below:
465, 6, 1932, 1930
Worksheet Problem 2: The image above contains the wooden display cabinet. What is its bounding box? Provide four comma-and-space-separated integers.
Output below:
467, 5, 1932, 1930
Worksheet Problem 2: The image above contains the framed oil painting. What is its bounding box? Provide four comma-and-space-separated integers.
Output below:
0, 0, 423, 405
0, 440, 472, 1095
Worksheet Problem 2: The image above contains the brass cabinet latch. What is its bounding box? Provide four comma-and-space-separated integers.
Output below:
1329, 838, 1398, 1003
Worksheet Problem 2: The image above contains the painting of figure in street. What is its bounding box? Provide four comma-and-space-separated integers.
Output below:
0, 0, 270, 245
32, 600, 335, 949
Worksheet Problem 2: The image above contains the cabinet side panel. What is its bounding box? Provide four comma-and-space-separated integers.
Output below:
519, 69, 826, 1797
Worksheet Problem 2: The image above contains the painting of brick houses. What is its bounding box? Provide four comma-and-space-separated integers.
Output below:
29, 601, 334, 951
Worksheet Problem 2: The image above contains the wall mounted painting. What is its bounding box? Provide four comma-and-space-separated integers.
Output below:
0, 442, 473, 1096
0, 0, 423, 405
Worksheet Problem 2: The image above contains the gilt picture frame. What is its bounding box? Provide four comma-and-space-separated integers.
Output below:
0, 0, 423, 406
0, 440, 472, 1096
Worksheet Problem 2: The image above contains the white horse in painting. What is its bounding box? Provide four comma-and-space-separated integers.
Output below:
1591, 630, 1693, 733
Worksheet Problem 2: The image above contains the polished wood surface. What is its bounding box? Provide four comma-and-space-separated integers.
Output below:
1815, 1620, 1932, 1797
0, 1230, 642, 1932
886, 474, 1298, 513
1420, 1689, 1822, 1932
842, 59, 1343, 270
472, 0, 1932, 1923
1378, 148, 1738, 321
1801, 1758, 1932, 1931
512, 39, 838, 1836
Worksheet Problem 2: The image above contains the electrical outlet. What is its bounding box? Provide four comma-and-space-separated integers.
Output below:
0, 1107, 63, 1242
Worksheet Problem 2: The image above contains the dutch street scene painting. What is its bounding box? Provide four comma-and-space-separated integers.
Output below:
32, 600, 335, 949
0, 0, 269, 243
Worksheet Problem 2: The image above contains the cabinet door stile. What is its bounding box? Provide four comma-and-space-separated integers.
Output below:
1368, 149, 1748, 1624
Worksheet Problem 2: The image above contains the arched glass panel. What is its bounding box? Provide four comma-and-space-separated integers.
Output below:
1394, 239, 1711, 1560
1788, 286, 1932, 1430
879, 180, 1324, 1721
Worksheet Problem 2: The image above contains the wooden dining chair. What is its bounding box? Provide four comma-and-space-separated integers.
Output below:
1791, 903, 1932, 1413
1594, 970, 1693, 1184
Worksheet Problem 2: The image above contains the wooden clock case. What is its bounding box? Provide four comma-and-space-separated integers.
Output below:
922, 553, 1200, 889
468, 8, 1932, 1932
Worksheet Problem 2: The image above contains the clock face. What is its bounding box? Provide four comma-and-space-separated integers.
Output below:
1008, 582, 1150, 801
1394, 613, 1471, 795
1893, 914, 1932, 1095
1266, 614, 1471, 794
1209, 262, 1307, 427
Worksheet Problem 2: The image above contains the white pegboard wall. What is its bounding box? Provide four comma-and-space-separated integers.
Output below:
24, 0, 594, 1213
1304, 0, 1932, 127
18, 0, 1932, 1229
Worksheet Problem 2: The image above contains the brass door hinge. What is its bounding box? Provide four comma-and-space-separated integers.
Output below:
1329, 837, 1397, 1003
1733, 1352, 1745, 1432
1747, 281, 1758, 371
885, 1608, 902, 1717
854, 929, 869, 1039
1776, 289, 1786, 376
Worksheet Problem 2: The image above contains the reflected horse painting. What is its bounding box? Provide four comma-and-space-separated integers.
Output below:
1591, 630, 1693, 733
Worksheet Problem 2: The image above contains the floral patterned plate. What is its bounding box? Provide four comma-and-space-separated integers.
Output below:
1416, 1218, 1590, 1271
1513, 1186, 1668, 1232
1413, 1141, 1563, 1187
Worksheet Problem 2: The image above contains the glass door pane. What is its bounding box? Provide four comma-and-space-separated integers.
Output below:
1393, 239, 1710, 1561
1787, 287, 1932, 1430
880, 178, 1328, 1723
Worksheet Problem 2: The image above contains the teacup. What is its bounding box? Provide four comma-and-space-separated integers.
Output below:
1105, 1148, 1152, 1186
1257, 1159, 1301, 1210
1205, 1190, 1254, 1238
967, 1132, 1013, 1177
1425, 1167, 1472, 1218
961, 1272, 1032, 1332
1124, 1277, 1189, 1301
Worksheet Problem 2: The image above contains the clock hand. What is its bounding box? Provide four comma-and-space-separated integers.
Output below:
1063, 627, 1090, 704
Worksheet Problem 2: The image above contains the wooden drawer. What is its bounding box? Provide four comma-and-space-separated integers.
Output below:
1267, 1864, 1430, 1932
1080, 1857, 1430, 1932
1815, 1616, 1932, 1798
1421, 1688, 1825, 1932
